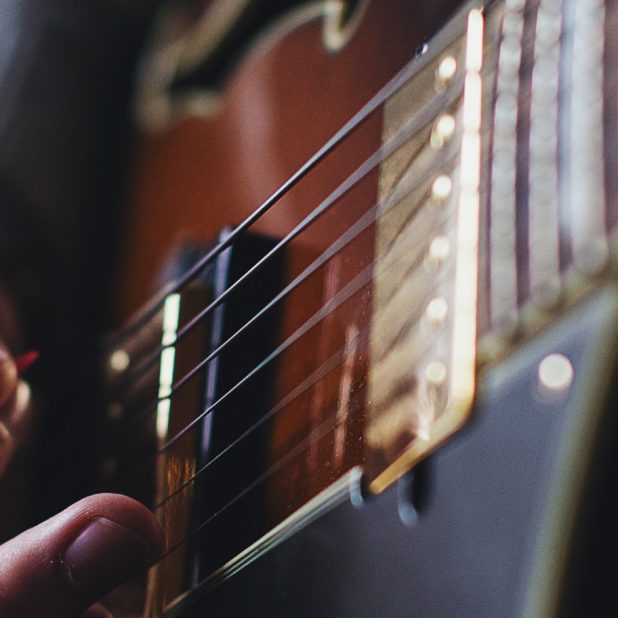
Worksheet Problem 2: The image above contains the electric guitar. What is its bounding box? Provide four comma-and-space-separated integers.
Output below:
40, 0, 618, 615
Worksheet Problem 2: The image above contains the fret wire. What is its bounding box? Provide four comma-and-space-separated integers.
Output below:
490, 0, 526, 333
105, 28, 460, 354
528, 0, 563, 308
567, 0, 607, 274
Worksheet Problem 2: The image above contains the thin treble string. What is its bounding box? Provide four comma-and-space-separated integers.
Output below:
105, 44, 441, 354
117, 76, 462, 408
159, 402, 350, 561
154, 235, 450, 513
155, 151, 455, 456
158, 259, 375, 454
154, 325, 370, 510
108, 129, 447, 492
158, 244, 453, 558
128, 200, 447, 498
158, 263, 456, 560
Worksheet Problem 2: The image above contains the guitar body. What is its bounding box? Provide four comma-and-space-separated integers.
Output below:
167, 291, 618, 618
121, 0, 452, 313
100, 0, 618, 615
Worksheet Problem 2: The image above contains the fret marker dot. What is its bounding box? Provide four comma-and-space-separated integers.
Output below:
538, 353, 573, 394
437, 56, 458, 84
426, 297, 449, 326
431, 175, 452, 203
110, 349, 130, 372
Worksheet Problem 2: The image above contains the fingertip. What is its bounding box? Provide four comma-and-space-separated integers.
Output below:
60, 495, 163, 600
0, 493, 163, 616
70, 493, 164, 557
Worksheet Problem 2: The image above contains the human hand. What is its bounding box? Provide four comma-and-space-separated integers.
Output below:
0, 339, 163, 618
0, 494, 163, 618
0, 1, 168, 614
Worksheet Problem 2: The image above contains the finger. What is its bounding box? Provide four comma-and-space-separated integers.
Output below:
0, 493, 163, 618
0, 343, 17, 408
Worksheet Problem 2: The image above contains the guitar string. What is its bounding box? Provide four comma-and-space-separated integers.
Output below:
114, 78, 462, 397
114, 112, 450, 438
103, 137, 451, 494
147, 155, 450, 506
131, 124, 448, 466
153, 241, 448, 513
106, 95, 461, 489
157, 249, 451, 560
44, 75, 459, 490
119, 198, 450, 500
159, 400, 345, 561
104, 40, 442, 353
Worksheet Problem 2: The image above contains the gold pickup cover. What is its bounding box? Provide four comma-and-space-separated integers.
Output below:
366, 7, 487, 493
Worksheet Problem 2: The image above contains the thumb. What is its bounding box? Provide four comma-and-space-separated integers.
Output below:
0, 494, 163, 618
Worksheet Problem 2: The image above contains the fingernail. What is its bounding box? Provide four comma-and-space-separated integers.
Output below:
63, 518, 159, 596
